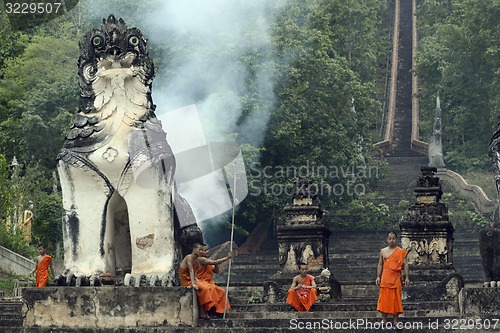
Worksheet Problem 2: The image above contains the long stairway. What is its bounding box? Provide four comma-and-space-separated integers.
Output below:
373, 0, 428, 211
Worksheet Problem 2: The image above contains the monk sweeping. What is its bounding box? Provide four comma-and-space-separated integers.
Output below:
376, 231, 410, 326
30, 244, 55, 287
179, 242, 233, 319
286, 262, 318, 312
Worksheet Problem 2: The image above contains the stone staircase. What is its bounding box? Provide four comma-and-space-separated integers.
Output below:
372, 0, 429, 212
195, 230, 484, 332
0, 300, 23, 331
0, 233, 484, 333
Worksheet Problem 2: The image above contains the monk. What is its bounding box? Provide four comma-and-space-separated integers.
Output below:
30, 244, 55, 288
286, 262, 318, 312
179, 242, 233, 319
376, 231, 410, 326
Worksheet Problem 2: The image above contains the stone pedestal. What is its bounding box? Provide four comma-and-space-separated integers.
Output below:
277, 178, 330, 274
268, 178, 340, 299
400, 167, 454, 270
462, 288, 500, 317
22, 286, 198, 329
399, 167, 461, 300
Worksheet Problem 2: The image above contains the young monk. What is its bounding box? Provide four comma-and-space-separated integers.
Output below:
30, 244, 55, 288
286, 262, 318, 312
376, 231, 410, 326
179, 242, 233, 319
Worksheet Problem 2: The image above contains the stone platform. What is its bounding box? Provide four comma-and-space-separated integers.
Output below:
22, 286, 197, 330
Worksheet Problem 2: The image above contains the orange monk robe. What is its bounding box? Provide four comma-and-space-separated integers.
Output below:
36, 255, 52, 288
377, 247, 408, 315
286, 274, 318, 312
179, 261, 230, 314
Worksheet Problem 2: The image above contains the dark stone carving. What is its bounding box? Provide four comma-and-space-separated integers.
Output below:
483, 123, 500, 286
479, 228, 500, 284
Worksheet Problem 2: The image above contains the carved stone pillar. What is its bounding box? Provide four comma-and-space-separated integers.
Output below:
399, 167, 455, 279
277, 178, 331, 274
266, 178, 340, 301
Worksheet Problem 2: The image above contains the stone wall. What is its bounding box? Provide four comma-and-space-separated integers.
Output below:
0, 245, 34, 275
23, 286, 198, 328
462, 288, 500, 318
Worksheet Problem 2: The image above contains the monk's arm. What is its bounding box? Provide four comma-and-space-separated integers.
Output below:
310, 278, 317, 289
186, 256, 199, 289
376, 251, 384, 285
198, 252, 233, 268
29, 257, 39, 276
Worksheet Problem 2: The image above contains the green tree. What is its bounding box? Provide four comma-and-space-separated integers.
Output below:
416, 0, 499, 171
1, 33, 78, 169
239, 0, 389, 229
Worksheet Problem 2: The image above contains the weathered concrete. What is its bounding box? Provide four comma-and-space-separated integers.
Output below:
22, 287, 198, 328
462, 288, 500, 318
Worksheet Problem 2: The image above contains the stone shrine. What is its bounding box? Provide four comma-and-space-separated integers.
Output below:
277, 177, 331, 274
399, 166, 462, 305
400, 166, 454, 270
266, 177, 339, 302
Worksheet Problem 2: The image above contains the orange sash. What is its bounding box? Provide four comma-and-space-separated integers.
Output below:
179, 261, 230, 313
36, 255, 52, 287
377, 247, 408, 314
286, 274, 318, 312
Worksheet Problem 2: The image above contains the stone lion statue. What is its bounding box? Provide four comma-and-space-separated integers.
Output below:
57, 15, 201, 286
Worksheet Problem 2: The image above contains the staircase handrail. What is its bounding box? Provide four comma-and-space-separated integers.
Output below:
409, 0, 429, 156
374, 0, 399, 153
437, 169, 497, 214
0, 245, 34, 276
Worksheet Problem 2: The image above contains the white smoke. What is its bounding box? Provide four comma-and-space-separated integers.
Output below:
147, 0, 282, 145
78, 0, 284, 227
80, 0, 283, 146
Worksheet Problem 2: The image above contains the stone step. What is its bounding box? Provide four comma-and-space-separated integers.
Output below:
0, 319, 23, 327
0, 302, 23, 328
200, 316, 467, 331
227, 300, 456, 313
3, 322, 492, 333
223, 309, 457, 320
230, 258, 279, 265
